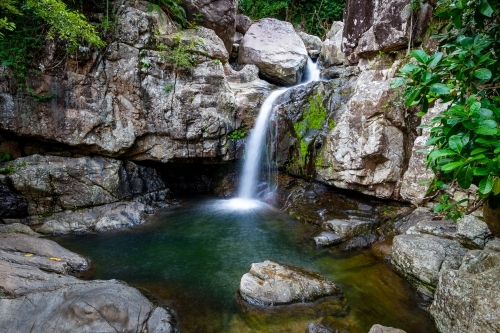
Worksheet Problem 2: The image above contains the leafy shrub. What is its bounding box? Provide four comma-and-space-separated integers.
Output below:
392, 0, 499, 219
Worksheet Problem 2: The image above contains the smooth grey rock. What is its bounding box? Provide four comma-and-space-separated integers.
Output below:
406, 219, 456, 239
308, 50, 320, 59
297, 31, 322, 51
326, 21, 344, 40
306, 323, 339, 333
392, 234, 467, 297
35, 200, 157, 235
239, 18, 308, 85
485, 238, 500, 251
323, 218, 375, 239
456, 215, 493, 249
233, 31, 244, 44
392, 207, 435, 234
236, 14, 252, 34
0, 223, 40, 236
320, 22, 345, 67
0, 234, 88, 274
239, 260, 343, 306
0, 155, 167, 216
0, 279, 175, 333
368, 324, 407, 333
314, 231, 343, 247
430, 249, 500, 333
182, 0, 238, 53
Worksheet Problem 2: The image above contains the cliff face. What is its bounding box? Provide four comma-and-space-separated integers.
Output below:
0, 1, 242, 164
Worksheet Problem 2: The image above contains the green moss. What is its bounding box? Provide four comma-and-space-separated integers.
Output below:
228, 128, 246, 140
293, 92, 328, 166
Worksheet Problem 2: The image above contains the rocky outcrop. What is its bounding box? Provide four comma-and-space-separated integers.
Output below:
316, 59, 413, 199
456, 215, 493, 249
0, 2, 243, 163
182, 0, 238, 54
342, 0, 434, 58
0, 234, 177, 333
400, 101, 448, 204
0, 155, 170, 234
238, 260, 343, 306
430, 247, 500, 333
238, 18, 308, 85
0, 155, 168, 217
391, 233, 467, 297
320, 22, 346, 68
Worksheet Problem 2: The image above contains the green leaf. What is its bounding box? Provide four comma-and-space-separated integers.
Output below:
474, 168, 489, 176
400, 63, 419, 74
390, 77, 406, 88
458, 36, 474, 50
457, 166, 473, 189
441, 161, 465, 171
479, 0, 494, 17
494, 147, 500, 154
430, 83, 450, 95
471, 148, 489, 155
474, 68, 492, 80
405, 88, 422, 107
428, 149, 457, 160
493, 178, 500, 195
449, 135, 464, 153
412, 49, 429, 64
475, 125, 498, 136
479, 176, 493, 194
427, 52, 443, 67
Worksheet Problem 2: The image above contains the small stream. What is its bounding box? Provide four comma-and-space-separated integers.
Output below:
54, 195, 435, 333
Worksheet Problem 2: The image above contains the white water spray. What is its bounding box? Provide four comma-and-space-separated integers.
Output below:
237, 57, 322, 201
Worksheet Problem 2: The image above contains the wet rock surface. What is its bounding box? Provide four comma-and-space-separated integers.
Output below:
305, 323, 339, 333
238, 260, 344, 306
238, 18, 308, 85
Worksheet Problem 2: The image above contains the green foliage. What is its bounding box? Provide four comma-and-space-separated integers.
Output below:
228, 128, 247, 140
238, 0, 345, 38
0, 153, 12, 163
148, 0, 187, 28
163, 83, 174, 94
0, 0, 105, 85
392, 0, 500, 213
160, 33, 199, 71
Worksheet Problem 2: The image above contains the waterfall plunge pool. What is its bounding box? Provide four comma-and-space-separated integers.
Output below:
53, 195, 435, 333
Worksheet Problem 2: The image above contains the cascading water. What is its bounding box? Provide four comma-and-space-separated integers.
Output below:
237, 57, 321, 202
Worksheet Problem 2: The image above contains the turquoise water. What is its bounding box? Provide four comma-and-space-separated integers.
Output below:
54, 197, 435, 333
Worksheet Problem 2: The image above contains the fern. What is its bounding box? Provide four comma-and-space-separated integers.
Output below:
148, 0, 187, 28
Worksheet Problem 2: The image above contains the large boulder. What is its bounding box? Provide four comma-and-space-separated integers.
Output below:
238, 260, 343, 306
430, 248, 500, 333
297, 31, 322, 51
392, 234, 467, 297
182, 0, 238, 54
456, 215, 493, 250
236, 14, 252, 34
0, 2, 242, 163
342, 0, 435, 58
238, 18, 308, 85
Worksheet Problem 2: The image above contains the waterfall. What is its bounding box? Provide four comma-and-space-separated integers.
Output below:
236, 57, 322, 202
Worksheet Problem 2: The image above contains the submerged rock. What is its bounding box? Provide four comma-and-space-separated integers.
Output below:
238, 18, 308, 85
306, 323, 339, 333
430, 248, 500, 333
238, 260, 343, 306
368, 324, 407, 333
